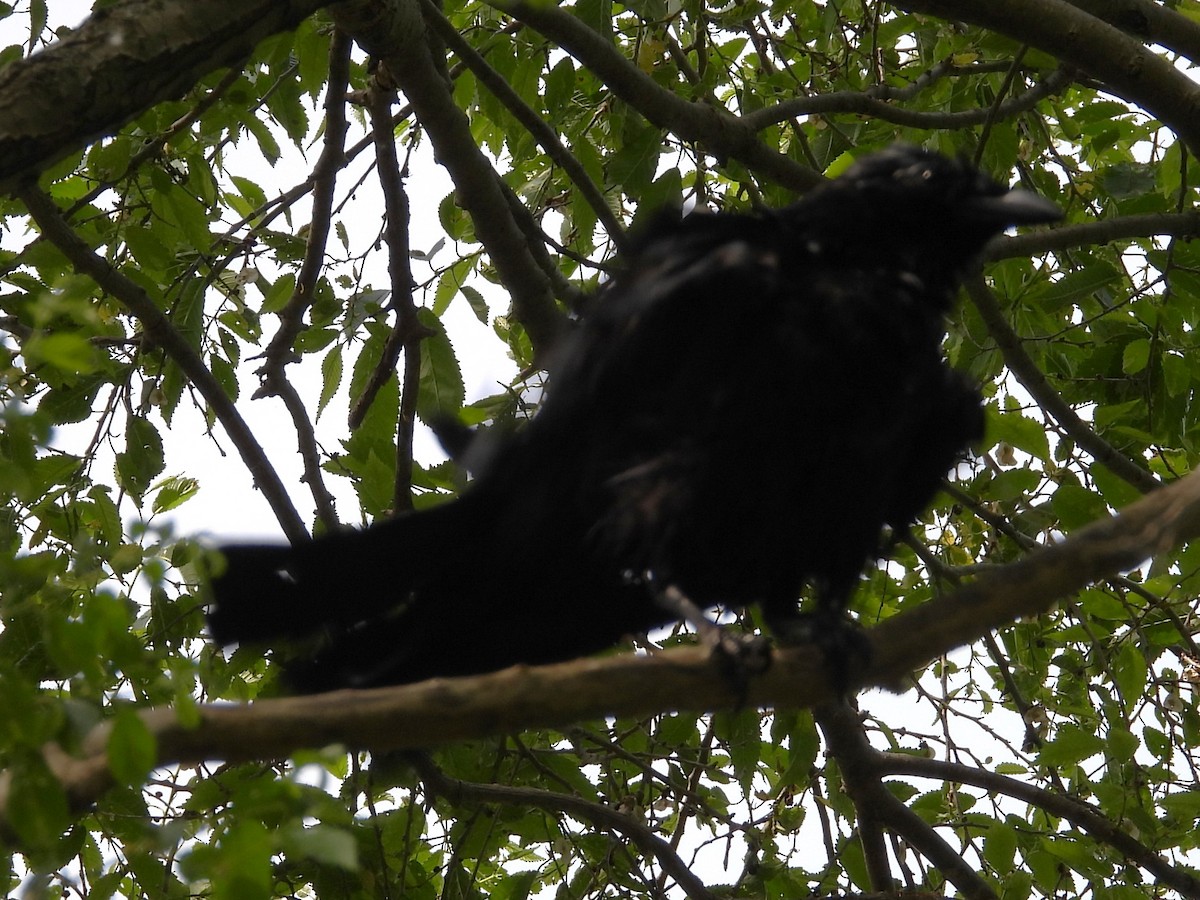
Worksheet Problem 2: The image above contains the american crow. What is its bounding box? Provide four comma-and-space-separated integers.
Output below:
208, 145, 1060, 692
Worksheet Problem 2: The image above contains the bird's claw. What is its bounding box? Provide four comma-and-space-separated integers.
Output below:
769, 609, 872, 695
708, 629, 773, 708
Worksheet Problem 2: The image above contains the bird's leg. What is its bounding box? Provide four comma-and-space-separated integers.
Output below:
655, 583, 772, 685
656, 583, 717, 642
762, 584, 871, 695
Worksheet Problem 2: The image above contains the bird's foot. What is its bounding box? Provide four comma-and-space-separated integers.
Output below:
656, 584, 772, 703
768, 607, 872, 695
709, 629, 773, 706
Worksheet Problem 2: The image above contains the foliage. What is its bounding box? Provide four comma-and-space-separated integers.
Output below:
1, 0, 1200, 897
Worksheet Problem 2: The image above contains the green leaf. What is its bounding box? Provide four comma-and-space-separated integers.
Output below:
1111, 643, 1147, 704
319, 344, 343, 420
229, 174, 267, 211
1100, 162, 1158, 199
151, 475, 200, 514
983, 821, 1018, 874
1090, 462, 1142, 509
713, 709, 761, 792
433, 257, 474, 315
280, 823, 358, 870
1028, 259, 1121, 311
123, 225, 175, 275
108, 542, 143, 575
262, 273, 296, 314
210, 353, 239, 401
461, 285, 489, 324
115, 416, 165, 503
7, 756, 70, 851
1089, 400, 1139, 437
986, 467, 1038, 502
1144, 726, 1172, 760
985, 405, 1049, 461
244, 114, 281, 165
1106, 726, 1138, 762
1039, 723, 1105, 766
27, 453, 81, 499
439, 191, 474, 242
26, 332, 101, 374
293, 327, 337, 354
1162, 352, 1190, 396
212, 820, 275, 900
492, 869, 538, 900
609, 122, 663, 196
160, 183, 212, 250
416, 309, 465, 421
38, 376, 104, 424
1050, 481, 1108, 530
108, 708, 157, 784
1121, 338, 1149, 375
1161, 789, 1200, 819
88, 485, 122, 546
544, 57, 576, 115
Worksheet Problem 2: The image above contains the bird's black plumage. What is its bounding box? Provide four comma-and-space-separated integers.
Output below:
208, 145, 1060, 692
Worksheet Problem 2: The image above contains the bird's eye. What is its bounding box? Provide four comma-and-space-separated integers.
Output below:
920, 168, 934, 180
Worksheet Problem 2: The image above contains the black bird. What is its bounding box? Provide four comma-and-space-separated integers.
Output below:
208, 145, 1060, 692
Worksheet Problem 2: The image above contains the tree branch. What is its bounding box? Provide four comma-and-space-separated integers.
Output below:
16, 184, 307, 542
332, 0, 567, 353
259, 28, 351, 380
964, 275, 1161, 495
1063, 0, 1200, 66
880, 753, 1200, 896
255, 28, 353, 533
423, 1, 628, 251
6, 458, 1200, 844
890, 0, 1200, 155
987, 212, 1200, 261
815, 702, 997, 899
407, 753, 720, 900
492, 0, 824, 193
741, 66, 1074, 134
365, 84, 427, 512
0, 0, 336, 191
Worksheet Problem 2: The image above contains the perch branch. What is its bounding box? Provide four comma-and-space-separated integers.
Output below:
5, 458, 1200, 843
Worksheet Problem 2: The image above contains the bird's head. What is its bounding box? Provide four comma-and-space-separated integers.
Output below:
801, 144, 1060, 290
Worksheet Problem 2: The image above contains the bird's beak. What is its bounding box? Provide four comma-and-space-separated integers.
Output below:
965, 189, 1062, 226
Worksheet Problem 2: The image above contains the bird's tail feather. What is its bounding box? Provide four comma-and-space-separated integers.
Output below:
206, 501, 466, 647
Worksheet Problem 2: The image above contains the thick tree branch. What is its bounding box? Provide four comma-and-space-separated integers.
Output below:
866, 447, 1200, 686
0, 0, 336, 192
1063, 0, 1200, 66
881, 753, 1200, 896
332, 0, 566, 353
988, 212, 1200, 261
492, 0, 824, 193
423, 1, 628, 251
816, 702, 996, 899
6, 460, 1200, 844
